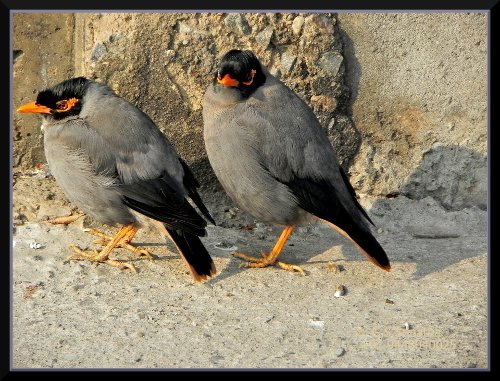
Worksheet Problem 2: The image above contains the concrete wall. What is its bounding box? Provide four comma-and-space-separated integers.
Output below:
337, 13, 487, 210
12, 12, 487, 211
13, 13, 75, 167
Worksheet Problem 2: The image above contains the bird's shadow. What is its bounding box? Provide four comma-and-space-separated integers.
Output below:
337, 18, 362, 113
191, 144, 487, 283
202, 222, 339, 285
345, 144, 487, 280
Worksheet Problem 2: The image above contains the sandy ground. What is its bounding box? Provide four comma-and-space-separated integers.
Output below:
12, 175, 488, 369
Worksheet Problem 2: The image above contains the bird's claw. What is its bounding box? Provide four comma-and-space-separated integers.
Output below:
232, 251, 305, 275
275, 261, 306, 275
66, 244, 137, 272
89, 235, 154, 261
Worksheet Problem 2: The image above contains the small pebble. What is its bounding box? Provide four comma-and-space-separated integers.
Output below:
214, 241, 238, 251
334, 285, 345, 298
308, 319, 325, 329
336, 347, 346, 357
29, 241, 43, 249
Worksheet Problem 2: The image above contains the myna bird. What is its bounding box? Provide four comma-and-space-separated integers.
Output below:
203, 49, 390, 274
17, 77, 216, 281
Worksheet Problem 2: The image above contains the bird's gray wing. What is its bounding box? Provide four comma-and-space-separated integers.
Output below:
239, 84, 389, 269
54, 107, 208, 236
240, 84, 366, 225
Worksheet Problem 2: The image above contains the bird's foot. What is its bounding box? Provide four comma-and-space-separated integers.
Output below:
231, 251, 305, 275
83, 228, 155, 261
66, 244, 138, 272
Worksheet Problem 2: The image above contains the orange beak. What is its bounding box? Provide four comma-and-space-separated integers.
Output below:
217, 74, 240, 87
17, 101, 52, 114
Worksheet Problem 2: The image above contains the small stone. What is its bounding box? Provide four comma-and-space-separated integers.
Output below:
466, 362, 477, 368
224, 14, 251, 35
210, 353, 225, 363
133, 331, 145, 338
264, 315, 274, 323
29, 241, 43, 250
281, 52, 297, 73
319, 51, 344, 76
305, 14, 335, 34
91, 42, 107, 61
177, 21, 194, 34
310, 95, 337, 112
292, 16, 305, 35
327, 118, 335, 132
165, 49, 175, 62
108, 33, 121, 43
308, 318, 325, 329
334, 285, 346, 298
327, 262, 344, 273
214, 241, 238, 251
256, 27, 274, 49
336, 347, 346, 357
224, 207, 238, 219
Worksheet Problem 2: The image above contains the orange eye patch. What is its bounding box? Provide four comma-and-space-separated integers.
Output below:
55, 98, 79, 113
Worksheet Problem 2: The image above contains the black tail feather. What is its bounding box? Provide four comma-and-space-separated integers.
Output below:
338, 166, 374, 226
324, 214, 391, 271
165, 227, 216, 281
187, 189, 216, 226
179, 158, 216, 225
123, 196, 207, 237
344, 224, 390, 271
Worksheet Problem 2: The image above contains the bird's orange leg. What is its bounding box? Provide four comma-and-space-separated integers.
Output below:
67, 223, 151, 272
84, 226, 154, 260
232, 225, 305, 275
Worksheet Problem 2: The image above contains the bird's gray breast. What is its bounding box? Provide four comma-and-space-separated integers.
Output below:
43, 122, 136, 226
203, 88, 310, 225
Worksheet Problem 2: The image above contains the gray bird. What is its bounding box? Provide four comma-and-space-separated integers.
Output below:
18, 77, 216, 281
203, 49, 390, 274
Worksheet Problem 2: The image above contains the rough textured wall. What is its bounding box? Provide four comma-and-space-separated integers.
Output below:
14, 13, 352, 170
71, 12, 356, 184
337, 13, 487, 210
12, 12, 487, 212
13, 13, 75, 167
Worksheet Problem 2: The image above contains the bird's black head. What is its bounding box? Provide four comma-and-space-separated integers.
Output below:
18, 77, 91, 120
215, 49, 266, 97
